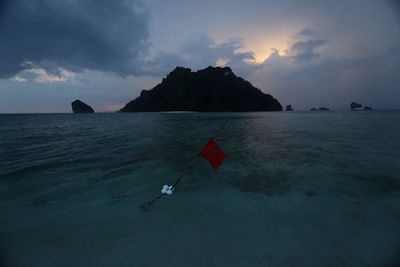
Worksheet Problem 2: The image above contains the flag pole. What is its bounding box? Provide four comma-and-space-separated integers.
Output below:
139, 120, 226, 211
172, 155, 199, 187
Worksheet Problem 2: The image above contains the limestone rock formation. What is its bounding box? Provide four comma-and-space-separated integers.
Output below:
351, 102, 363, 110
286, 105, 294, 111
120, 66, 282, 112
71, 100, 95, 113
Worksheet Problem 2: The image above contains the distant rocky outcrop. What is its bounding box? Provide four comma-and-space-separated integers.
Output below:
120, 66, 282, 112
351, 102, 363, 110
350, 102, 373, 111
286, 105, 294, 111
310, 107, 330, 111
71, 100, 95, 113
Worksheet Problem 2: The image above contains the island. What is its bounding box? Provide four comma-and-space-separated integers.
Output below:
71, 100, 95, 113
310, 107, 330, 111
120, 66, 282, 112
351, 102, 363, 111
350, 102, 373, 111
286, 105, 294, 111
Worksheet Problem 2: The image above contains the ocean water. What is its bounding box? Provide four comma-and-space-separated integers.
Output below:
0, 111, 399, 267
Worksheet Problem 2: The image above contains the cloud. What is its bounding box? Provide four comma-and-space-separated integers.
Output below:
0, 0, 150, 78
144, 34, 258, 76
388, 0, 400, 19
138, 28, 400, 110
143, 29, 327, 79
27, 68, 76, 83
287, 29, 326, 62
290, 39, 326, 62
250, 31, 400, 110
0, 69, 159, 113
295, 28, 319, 38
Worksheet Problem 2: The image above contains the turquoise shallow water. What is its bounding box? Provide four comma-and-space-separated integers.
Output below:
0, 111, 400, 266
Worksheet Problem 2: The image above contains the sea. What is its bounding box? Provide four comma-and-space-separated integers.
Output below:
0, 111, 399, 267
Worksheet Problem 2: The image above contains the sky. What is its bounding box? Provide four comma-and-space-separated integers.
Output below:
0, 0, 400, 113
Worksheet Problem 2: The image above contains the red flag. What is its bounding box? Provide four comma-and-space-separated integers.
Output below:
199, 138, 226, 169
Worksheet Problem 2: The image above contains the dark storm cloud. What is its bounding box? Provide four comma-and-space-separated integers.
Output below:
0, 0, 150, 78
388, 0, 400, 18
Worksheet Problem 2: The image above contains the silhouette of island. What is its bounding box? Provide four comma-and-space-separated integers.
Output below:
71, 100, 95, 113
310, 107, 330, 111
350, 102, 373, 111
120, 66, 282, 112
351, 102, 362, 110
286, 105, 294, 111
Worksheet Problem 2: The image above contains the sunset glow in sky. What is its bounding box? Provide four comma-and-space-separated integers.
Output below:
0, 0, 400, 112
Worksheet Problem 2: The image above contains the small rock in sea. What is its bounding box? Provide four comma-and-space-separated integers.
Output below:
71, 99, 95, 113
286, 105, 294, 111
351, 102, 363, 110
364, 106, 373, 110
310, 108, 317, 111
318, 107, 330, 111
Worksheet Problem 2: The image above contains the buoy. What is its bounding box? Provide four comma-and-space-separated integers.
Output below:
140, 134, 226, 211
161, 185, 174, 195
161, 185, 169, 194
167, 185, 174, 195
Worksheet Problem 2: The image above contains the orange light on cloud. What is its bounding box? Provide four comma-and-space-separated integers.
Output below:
212, 25, 298, 64
244, 37, 290, 63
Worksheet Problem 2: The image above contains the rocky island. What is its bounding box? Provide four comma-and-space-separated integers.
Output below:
310, 107, 330, 111
351, 102, 362, 110
351, 102, 373, 111
71, 100, 95, 113
120, 66, 282, 112
286, 105, 294, 111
